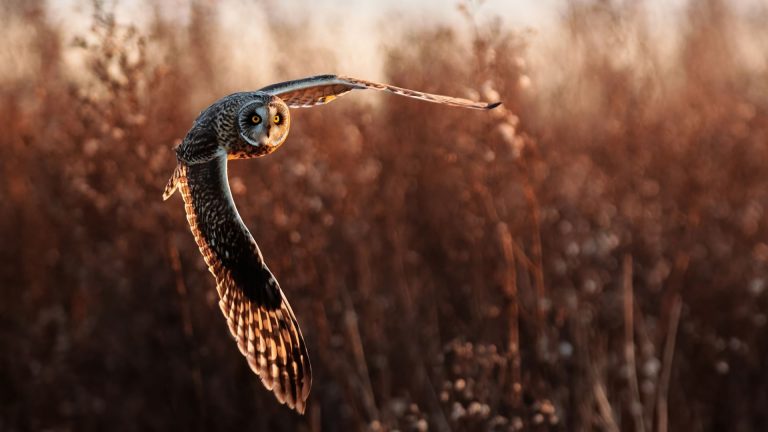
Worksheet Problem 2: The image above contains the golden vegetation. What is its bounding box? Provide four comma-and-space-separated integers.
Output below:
1, 0, 767, 430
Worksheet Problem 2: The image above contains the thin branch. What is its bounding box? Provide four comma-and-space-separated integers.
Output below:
623, 254, 646, 432
656, 294, 682, 432
593, 371, 620, 432
309, 404, 322, 432
521, 182, 546, 331
497, 221, 522, 407
473, 183, 537, 272
340, 286, 380, 423
473, 182, 522, 408
496, 222, 522, 408
166, 237, 206, 426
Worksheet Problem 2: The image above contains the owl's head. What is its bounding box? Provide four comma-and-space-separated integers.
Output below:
227, 94, 291, 160
175, 93, 292, 164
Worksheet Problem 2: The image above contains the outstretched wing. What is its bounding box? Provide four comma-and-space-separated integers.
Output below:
260, 74, 501, 110
170, 160, 312, 413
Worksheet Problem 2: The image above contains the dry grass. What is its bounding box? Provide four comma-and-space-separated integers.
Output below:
1, 0, 767, 431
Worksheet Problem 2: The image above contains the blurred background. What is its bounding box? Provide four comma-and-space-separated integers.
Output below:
1, 0, 767, 430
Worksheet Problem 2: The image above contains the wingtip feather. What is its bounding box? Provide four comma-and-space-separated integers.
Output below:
162, 164, 183, 200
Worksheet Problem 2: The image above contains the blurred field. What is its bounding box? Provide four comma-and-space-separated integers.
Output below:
1, 0, 767, 431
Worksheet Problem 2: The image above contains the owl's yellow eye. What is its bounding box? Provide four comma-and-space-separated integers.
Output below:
251, 115, 262, 125
273, 114, 283, 125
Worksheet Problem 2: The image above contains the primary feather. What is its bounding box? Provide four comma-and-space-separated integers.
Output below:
261, 74, 501, 110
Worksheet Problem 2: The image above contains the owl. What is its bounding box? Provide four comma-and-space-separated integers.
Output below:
163, 75, 500, 413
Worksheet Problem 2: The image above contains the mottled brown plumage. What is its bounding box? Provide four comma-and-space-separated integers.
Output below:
164, 74, 499, 413
168, 162, 311, 412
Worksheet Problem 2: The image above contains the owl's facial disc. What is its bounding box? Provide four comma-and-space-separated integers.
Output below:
266, 98, 290, 147
236, 97, 290, 156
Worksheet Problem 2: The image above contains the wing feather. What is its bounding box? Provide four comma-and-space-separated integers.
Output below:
172, 162, 312, 413
260, 74, 501, 110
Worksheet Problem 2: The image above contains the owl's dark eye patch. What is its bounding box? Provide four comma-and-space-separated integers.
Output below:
273, 114, 283, 125
251, 114, 262, 125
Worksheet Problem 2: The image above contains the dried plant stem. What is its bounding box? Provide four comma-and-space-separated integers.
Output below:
418, 362, 452, 432
571, 321, 595, 429
309, 402, 322, 432
623, 254, 645, 432
497, 222, 522, 407
593, 371, 620, 432
656, 294, 682, 432
168, 240, 193, 337
473, 183, 523, 407
341, 286, 380, 423
519, 176, 547, 350
166, 238, 206, 423
474, 183, 536, 272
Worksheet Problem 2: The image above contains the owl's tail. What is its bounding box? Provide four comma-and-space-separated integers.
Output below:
163, 164, 184, 201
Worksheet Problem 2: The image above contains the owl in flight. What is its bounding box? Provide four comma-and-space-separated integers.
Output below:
163, 75, 500, 413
